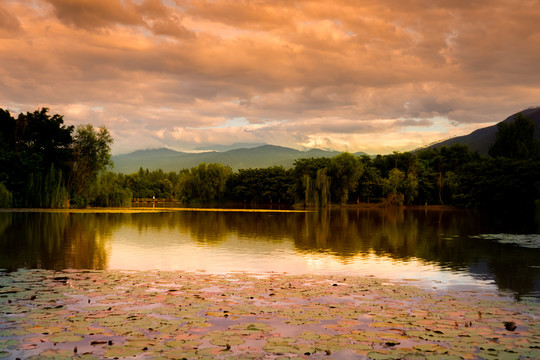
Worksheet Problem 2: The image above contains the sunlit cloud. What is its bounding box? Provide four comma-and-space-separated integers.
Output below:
1, 0, 539, 155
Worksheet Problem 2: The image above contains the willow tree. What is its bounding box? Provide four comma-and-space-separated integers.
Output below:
176, 163, 232, 203
68, 125, 113, 205
25, 164, 68, 208
330, 153, 362, 205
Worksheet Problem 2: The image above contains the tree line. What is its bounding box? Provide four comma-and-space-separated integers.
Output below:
0, 108, 114, 208
1, 108, 539, 212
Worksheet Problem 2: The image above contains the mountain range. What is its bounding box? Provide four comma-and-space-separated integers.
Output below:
112, 145, 366, 174
112, 107, 540, 174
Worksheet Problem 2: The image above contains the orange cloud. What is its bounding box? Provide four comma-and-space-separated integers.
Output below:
1, 0, 539, 154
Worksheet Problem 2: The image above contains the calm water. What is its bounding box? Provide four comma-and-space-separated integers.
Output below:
1, 208, 539, 300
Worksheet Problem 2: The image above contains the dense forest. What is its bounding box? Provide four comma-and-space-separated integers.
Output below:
1, 108, 540, 212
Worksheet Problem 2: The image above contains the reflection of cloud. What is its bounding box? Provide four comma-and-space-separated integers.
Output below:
1, 0, 539, 154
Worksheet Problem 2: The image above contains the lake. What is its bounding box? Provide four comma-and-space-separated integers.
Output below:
1, 207, 539, 301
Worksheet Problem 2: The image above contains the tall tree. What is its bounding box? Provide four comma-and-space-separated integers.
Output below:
330, 153, 362, 205
68, 125, 113, 202
292, 157, 332, 206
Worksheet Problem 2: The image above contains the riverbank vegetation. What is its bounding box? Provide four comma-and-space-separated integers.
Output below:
1, 107, 539, 212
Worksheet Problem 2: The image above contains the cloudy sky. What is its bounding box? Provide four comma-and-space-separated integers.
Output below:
1, 0, 539, 155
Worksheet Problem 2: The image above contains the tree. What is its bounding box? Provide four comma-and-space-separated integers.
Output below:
330, 153, 362, 205
226, 167, 294, 204
25, 164, 68, 208
175, 163, 232, 203
417, 144, 474, 205
384, 168, 405, 197
87, 172, 132, 207
354, 156, 383, 203
292, 157, 332, 206
402, 172, 419, 205
488, 113, 539, 159
0, 108, 73, 207
68, 125, 113, 203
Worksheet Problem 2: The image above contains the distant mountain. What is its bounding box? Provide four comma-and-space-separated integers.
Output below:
112, 145, 366, 174
425, 107, 540, 155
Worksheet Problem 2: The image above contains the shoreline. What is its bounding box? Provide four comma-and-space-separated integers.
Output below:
1, 269, 539, 359
0, 204, 464, 213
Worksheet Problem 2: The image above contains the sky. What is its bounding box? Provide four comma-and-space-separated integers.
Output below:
1, 0, 539, 155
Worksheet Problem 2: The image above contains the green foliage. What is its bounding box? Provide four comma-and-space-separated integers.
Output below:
458, 158, 540, 211
125, 168, 178, 199
1, 107, 538, 211
383, 168, 405, 205
314, 168, 331, 207
403, 172, 419, 205
417, 144, 474, 205
354, 156, 383, 203
226, 166, 294, 204
68, 124, 113, 200
24, 164, 69, 208
176, 163, 232, 203
87, 172, 132, 207
489, 113, 540, 159
0, 108, 73, 207
330, 152, 362, 205
292, 157, 332, 207
0, 182, 12, 208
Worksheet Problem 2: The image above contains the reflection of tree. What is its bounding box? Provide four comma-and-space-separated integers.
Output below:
0, 212, 114, 271
0, 209, 538, 299
293, 208, 540, 299
182, 212, 230, 244
174, 211, 302, 245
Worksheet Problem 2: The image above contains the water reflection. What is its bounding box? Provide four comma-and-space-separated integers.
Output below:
0, 212, 110, 270
0, 209, 538, 300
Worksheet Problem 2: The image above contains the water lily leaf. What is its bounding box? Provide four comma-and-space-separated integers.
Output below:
368, 350, 404, 359
209, 335, 244, 346
165, 339, 202, 348
413, 344, 443, 352
0, 329, 27, 336
425, 355, 463, 360
1, 269, 539, 360
182, 316, 208, 324
163, 349, 198, 359
298, 331, 321, 340
401, 354, 427, 360
105, 345, 142, 357
494, 351, 521, 360
196, 346, 228, 356
0, 339, 19, 348
35, 348, 74, 359
350, 343, 373, 351
48, 334, 84, 343
263, 344, 296, 355
77, 355, 101, 360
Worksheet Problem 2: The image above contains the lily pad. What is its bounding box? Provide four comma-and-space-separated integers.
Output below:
48, 334, 84, 343
105, 345, 142, 357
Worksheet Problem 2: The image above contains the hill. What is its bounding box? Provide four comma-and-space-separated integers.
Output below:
425, 107, 540, 155
112, 145, 364, 174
